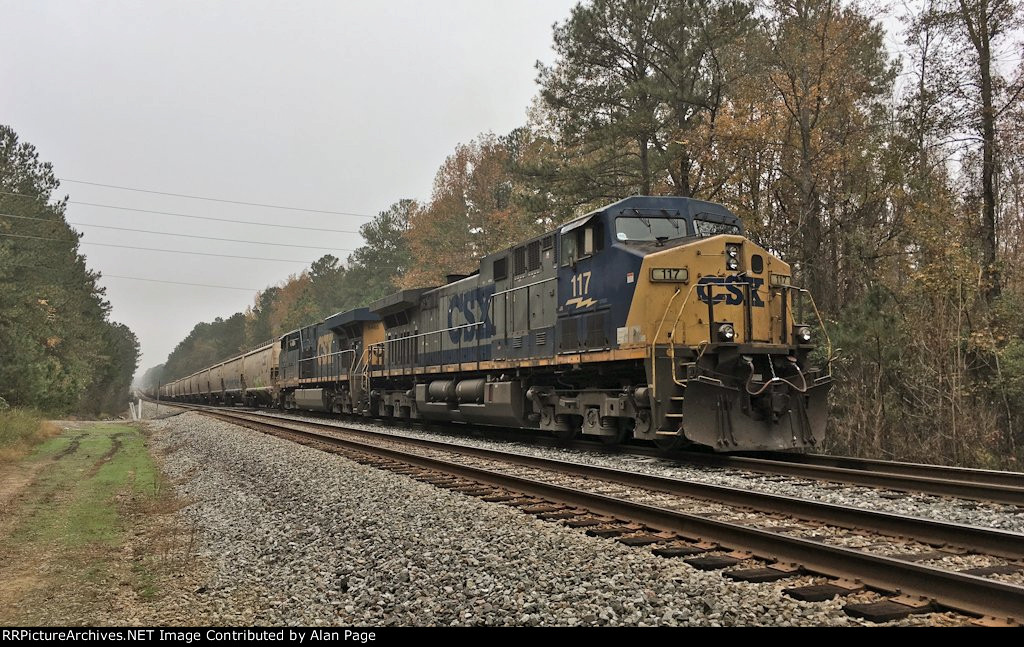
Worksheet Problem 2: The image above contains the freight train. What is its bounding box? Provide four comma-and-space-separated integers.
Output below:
156, 196, 832, 452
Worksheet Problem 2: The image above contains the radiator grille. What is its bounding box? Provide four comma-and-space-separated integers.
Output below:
528, 241, 541, 271
559, 318, 578, 351
585, 312, 607, 348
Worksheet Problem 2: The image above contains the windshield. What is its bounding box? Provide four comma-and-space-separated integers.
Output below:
615, 216, 688, 242
694, 219, 741, 238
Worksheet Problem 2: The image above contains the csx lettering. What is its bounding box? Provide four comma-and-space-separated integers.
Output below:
448, 285, 496, 343
697, 275, 765, 307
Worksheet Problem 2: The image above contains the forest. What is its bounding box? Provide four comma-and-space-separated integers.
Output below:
142, 0, 1024, 467
0, 125, 140, 417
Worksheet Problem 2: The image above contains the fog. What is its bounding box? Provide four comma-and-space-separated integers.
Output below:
1, 0, 577, 374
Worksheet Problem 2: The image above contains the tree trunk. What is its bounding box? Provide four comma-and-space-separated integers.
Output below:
639, 137, 652, 195
677, 147, 692, 197
979, 34, 1000, 301
958, 0, 1002, 301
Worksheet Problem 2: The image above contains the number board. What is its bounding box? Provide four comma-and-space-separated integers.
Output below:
650, 268, 689, 283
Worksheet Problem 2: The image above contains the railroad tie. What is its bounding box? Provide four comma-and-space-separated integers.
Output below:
652, 544, 708, 558
843, 595, 934, 622
585, 524, 641, 538
537, 510, 582, 521
615, 531, 675, 547
784, 578, 864, 602
725, 562, 802, 583
959, 564, 1023, 576
684, 555, 746, 571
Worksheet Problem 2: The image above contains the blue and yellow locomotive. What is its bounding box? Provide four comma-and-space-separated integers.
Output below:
161, 196, 832, 452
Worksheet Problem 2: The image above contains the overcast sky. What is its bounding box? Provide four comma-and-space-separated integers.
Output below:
1, 1, 579, 375
2, 1, 939, 380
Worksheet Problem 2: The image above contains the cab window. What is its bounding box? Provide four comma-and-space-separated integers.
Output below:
561, 232, 577, 267
615, 216, 687, 242
694, 219, 741, 238
561, 224, 602, 266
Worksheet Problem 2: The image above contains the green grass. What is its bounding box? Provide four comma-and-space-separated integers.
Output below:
0, 422, 186, 623
10, 424, 158, 547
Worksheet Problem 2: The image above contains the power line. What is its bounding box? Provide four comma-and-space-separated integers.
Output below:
5, 262, 260, 292
72, 201, 364, 233
0, 212, 355, 251
101, 274, 259, 292
0, 190, 364, 234
0, 232, 313, 263
59, 178, 376, 218
72, 221, 354, 251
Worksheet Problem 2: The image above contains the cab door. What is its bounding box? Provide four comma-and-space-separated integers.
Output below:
557, 219, 605, 352
299, 327, 316, 380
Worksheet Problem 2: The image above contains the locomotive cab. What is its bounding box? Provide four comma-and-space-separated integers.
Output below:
549, 196, 832, 451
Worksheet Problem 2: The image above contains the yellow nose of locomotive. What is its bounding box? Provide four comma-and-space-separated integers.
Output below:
622, 235, 830, 452
623, 235, 792, 349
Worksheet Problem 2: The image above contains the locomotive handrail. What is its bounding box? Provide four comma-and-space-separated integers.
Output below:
650, 284, 689, 400
352, 346, 369, 374
364, 321, 487, 377
651, 285, 685, 346
368, 320, 485, 345
796, 287, 834, 376
298, 349, 356, 363
667, 281, 725, 389
491, 275, 557, 297
296, 348, 356, 383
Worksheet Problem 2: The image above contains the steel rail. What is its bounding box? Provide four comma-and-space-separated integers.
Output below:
672, 452, 1024, 507
206, 408, 1024, 560
195, 408, 1024, 621
761, 452, 1024, 489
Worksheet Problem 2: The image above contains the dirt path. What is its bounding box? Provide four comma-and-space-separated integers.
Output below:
0, 427, 87, 533
0, 422, 208, 625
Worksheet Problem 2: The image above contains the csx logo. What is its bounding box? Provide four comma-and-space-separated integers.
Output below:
697, 275, 765, 307
447, 285, 496, 343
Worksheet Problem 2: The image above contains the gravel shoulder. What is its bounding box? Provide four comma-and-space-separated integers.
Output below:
142, 412, 968, 626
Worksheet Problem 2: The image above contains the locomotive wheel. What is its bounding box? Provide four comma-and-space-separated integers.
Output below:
654, 432, 685, 452
600, 421, 629, 446
553, 427, 578, 442
553, 414, 581, 442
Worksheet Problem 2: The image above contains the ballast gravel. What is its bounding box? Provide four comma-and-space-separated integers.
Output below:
146, 412, 966, 626
257, 411, 1024, 534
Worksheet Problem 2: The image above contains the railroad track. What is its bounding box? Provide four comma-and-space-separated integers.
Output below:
159, 402, 1024, 625
145, 398, 1024, 504
511, 433, 1024, 506
756, 452, 1024, 488
671, 451, 1024, 507
171, 400, 1024, 507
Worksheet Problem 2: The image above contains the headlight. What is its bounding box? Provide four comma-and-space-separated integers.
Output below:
718, 323, 736, 342
795, 325, 812, 343
725, 244, 740, 270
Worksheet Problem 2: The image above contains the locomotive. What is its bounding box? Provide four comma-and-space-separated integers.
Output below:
159, 196, 832, 452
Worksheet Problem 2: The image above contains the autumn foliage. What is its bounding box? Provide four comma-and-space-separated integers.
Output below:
148, 0, 1024, 467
